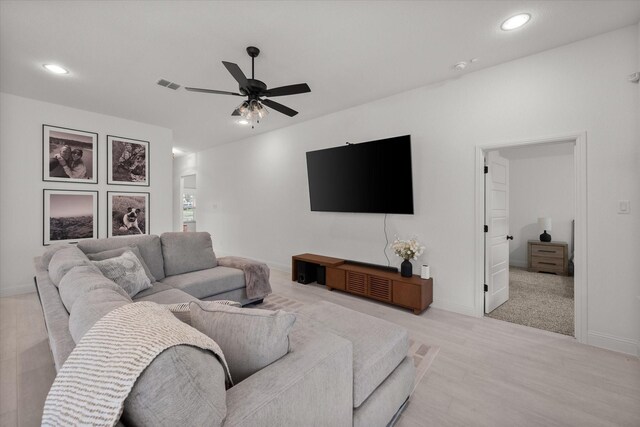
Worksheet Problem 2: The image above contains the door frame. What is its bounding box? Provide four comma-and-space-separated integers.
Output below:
473, 132, 588, 343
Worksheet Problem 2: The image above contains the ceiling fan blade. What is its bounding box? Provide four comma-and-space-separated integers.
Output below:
262, 98, 298, 117
185, 87, 242, 96
231, 109, 241, 116
264, 83, 311, 98
222, 61, 249, 89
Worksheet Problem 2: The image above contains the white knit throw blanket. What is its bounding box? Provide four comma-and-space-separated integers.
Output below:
42, 302, 232, 427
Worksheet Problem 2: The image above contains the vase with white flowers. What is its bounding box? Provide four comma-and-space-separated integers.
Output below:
391, 237, 425, 277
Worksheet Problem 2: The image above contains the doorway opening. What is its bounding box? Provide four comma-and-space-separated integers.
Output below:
485, 144, 575, 336
474, 133, 587, 343
181, 174, 197, 232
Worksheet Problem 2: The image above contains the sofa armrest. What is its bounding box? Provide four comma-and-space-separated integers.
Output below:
33, 257, 76, 371
224, 317, 353, 427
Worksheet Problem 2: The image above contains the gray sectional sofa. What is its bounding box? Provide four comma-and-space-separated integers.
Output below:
35, 232, 414, 426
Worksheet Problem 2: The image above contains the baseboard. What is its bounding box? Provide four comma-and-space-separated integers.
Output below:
430, 298, 476, 318
509, 260, 528, 268
0, 282, 35, 297
588, 330, 639, 357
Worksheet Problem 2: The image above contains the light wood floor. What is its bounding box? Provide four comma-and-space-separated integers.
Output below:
1, 269, 639, 426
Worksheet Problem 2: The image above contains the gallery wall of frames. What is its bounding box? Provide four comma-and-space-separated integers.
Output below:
42, 125, 153, 245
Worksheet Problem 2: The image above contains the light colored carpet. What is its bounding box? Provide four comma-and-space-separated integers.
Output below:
487, 267, 574, 336
252, 293, 439, 393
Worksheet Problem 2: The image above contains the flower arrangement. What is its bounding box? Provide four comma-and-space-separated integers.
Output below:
391, 237, 425, 261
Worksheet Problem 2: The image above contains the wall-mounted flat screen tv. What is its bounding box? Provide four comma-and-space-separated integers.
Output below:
306, 135, 414, 214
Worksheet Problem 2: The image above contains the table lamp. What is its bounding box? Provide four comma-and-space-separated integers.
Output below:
538, 217, 552, 242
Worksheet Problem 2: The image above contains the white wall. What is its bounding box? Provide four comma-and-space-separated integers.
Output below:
0, 93, 174, 296
188, 25, 639, 355
501, 144, 574, 267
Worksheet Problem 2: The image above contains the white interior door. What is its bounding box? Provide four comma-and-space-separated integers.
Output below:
485, 151, 510, 313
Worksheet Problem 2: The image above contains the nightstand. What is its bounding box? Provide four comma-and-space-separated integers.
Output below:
527, 240, 569, 276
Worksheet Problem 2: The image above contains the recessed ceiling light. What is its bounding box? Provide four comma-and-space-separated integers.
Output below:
237, 119, 250, 125
501, 13, 531, 31
43, 64, 69, 74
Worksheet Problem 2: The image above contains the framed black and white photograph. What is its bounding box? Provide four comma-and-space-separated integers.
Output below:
43, 125, 98, 184
43, 189, 98, 245
107, 135, 149, 186
107, 191, 150, 237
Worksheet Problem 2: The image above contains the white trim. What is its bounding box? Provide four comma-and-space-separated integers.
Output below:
587, 331, 639, 357
474, 132, 588, 345
431, 299, 477, 317
0, 282, 35, 297
508, 260, 528, 268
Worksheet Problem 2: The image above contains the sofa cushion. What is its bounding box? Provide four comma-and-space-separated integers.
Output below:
131, 282, 172, 300
78, 235, 166, 281
134, 289, 198, 305
49, 246, 98, 287
91, 251, 152, 297
160, 232, 217, 276
86, 246, 156, 283
190, 302, 296, 383
159, 266, 244, 299
42, 244, 71, 270
68, 287, 132, 343
297, 301, 409, 408
58, 265, 130, 312
122, 345, 227, 427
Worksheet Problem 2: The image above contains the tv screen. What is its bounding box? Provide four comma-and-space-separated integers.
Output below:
306, 135, 414, 214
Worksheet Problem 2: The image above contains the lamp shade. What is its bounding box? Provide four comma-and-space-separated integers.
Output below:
538, 217, 552, 231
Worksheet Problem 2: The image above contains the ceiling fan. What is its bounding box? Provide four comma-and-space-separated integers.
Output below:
185, 46, 311, 125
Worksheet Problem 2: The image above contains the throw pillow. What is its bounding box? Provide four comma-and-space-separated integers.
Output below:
91, 250, 152, 297
167, 300, 242, 326
41, 244, 71, 270
86, 246, 156, 283
49, 246, 99, 287
190, 302, 296, 383
59, 265, 131, 312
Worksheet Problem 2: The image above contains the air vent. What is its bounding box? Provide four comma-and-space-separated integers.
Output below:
157, 79, 180, 90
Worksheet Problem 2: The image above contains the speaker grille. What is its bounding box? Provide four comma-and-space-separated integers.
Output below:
346, 271, 366, 295
368, 275, 391, 302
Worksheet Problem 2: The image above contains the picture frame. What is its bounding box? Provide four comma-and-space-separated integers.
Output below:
43, 189, 98, 245
107, 135, 150, 186
43, 125, 98, 184
107, 191, 150, 237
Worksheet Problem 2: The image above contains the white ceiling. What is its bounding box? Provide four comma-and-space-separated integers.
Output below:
2, 1, 639, 153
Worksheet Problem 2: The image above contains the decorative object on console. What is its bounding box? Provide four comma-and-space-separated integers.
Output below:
538, 217, 552, 242
107, 135, 149, 186
43, 189, 98, 245
43, 125, 98, 184
391, 238, 425, 278
107, 191, 150, 237
420, 264, 430, 279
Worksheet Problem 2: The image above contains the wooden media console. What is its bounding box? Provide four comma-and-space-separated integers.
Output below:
291, 253, 433, 314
